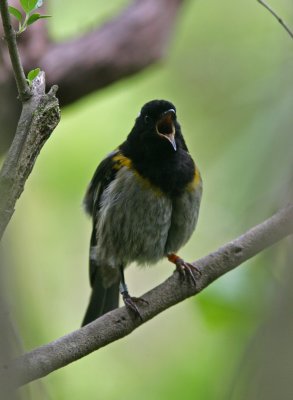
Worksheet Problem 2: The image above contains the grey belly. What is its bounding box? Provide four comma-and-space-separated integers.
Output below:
165, 186, 202, 254
95, 168, 172, 267
95, 167, 202, 271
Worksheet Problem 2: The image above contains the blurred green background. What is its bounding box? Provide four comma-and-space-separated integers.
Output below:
2, 0, 293, 399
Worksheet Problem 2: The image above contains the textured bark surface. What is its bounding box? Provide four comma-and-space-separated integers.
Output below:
0, 72, 60, 239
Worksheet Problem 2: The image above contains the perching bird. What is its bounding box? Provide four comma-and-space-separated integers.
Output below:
82, 100, 202, 326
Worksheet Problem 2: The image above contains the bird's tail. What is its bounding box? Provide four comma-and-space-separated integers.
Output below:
81, 271, 120, 327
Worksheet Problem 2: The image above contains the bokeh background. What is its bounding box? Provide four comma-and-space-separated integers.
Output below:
1, 0, 293, 399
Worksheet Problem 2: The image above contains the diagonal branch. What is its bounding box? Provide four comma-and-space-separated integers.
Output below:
0, 0, 31, 101
6, 204, 293, 387
0, 0, 184, 154
257, 0, 293, 40
36, 0, 184, 105
0, 73, 60, 241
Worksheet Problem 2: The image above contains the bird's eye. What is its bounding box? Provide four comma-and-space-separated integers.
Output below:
144, 115, 150, 124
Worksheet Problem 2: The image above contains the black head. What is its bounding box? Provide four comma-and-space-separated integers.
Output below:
124, 100, 188, 159
120, 100, 194, 196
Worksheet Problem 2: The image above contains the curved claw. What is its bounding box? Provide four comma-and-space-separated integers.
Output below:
168, 253, 201, 286
176, 261, 197, 286
122, 292, 147, 321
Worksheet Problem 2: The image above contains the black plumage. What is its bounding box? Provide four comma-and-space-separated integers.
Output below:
82, 100, 202, 326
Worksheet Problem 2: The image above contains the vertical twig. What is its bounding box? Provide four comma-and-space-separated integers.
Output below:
0, 0, 31, 101
257, 0, 293, 40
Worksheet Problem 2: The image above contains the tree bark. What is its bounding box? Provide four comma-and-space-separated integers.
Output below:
0, 72, 60, 240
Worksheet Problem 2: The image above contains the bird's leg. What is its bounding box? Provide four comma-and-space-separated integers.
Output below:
167, 253, 201, 286
119, 266, 148, 321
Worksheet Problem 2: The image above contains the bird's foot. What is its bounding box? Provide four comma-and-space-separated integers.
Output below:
121, 291, 148, 321
167, 253, 201, 286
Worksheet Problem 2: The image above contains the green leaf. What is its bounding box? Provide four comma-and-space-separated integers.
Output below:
8, 6, 23, 22
27, 13, 51, 26
27, 13, 40, 26
27, 68, 40, 82
20, 0, 39, 13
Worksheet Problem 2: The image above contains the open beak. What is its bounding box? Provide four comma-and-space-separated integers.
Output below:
156, 109, 176, 151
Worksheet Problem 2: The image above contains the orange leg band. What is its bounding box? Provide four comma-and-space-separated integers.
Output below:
167, 253, 181, 264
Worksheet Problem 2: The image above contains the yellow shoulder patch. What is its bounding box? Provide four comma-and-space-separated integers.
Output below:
187, 166, 202, 192
112, 153, 132, 170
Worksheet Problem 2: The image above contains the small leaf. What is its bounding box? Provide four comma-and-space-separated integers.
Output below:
27, 13, 40, 25
8, 6, 23, 22
27, 13, 51, 26
27, 68, 40, 82
20, 0, 39, 13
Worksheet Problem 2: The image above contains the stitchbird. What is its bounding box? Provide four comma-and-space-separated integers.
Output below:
82, 99, 202, 326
